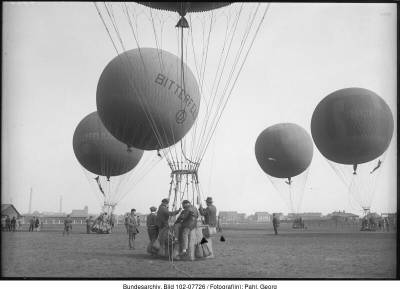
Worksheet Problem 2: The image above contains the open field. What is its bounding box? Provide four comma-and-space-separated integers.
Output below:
1, 223, 397, 279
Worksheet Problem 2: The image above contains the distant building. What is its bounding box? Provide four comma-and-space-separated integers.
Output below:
288, 212, 324, 221
69, 206, 89, 224
1, 204, 23, 220
23, 206, 94, 225
327, 210, 359, 222
253, 212, 272, 223
274, 213, 287, 221
219, 211, 246, 224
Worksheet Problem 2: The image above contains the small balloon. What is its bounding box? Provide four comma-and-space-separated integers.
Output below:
73, 112, 144, 178
255, 123, 314, 179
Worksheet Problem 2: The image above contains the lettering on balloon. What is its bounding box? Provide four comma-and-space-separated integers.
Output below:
154, 73, 198, 122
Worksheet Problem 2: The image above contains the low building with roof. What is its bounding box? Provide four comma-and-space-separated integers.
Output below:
219, 211, 246, 224
288, 212, 324, 221
253, 212, 272, 223
69, 206, 89, 224
327, 210, 359, 222
1, 204, 23, 219
1, 204, 23, 230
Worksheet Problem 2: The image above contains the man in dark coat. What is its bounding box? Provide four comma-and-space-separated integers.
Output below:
174, 200, 199, 256
63, 215, 72, 236
146, 206, 159, 242
5, 216, 11, 232
11, 217, 17, 232
157, 198, 181, 230
85, 216, 93, 234
127, 209, 139, 249
34, 217, 40, 232
199, 197, 217, 226
29, 217, 35, 232
272, 213, 280, 235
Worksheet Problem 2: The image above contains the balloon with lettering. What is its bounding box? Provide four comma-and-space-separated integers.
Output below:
96, 48, 201, 150
73, 111, 144, 179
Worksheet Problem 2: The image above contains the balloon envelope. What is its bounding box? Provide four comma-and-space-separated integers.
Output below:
137, 2, 231, 15
73, 112, 144, 178
311, 87, 394, 165
96, 48, 201, 150
255, 123, 314, 179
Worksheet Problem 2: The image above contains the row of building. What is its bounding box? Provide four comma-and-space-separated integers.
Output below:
218, 210, 361, 223
1, 204, 147, 225
3, 203, 395, 226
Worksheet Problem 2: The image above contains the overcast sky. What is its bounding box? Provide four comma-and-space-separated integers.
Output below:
2, 3, 397, 216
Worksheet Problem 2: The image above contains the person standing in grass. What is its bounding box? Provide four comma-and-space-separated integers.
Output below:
5, 216, 11, 231
199, 197, 217, 227
86, 216, 93, 234
63, 215, 72, 236
11, 217, 16, 232
34, 217, 40, 232
29, 217, 35, 232
272, 213, 280, 235
174, 200, 199, 257
127, 209, 139, 250
146, 206, 159, 243
157, 198, 181, 230
124, 213, 129, 234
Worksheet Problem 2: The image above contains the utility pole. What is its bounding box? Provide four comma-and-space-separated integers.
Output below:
59, 195, 63, 213
28, 187, 33, 214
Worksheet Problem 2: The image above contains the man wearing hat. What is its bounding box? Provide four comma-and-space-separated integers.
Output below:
146, 206, 159, 243
157, 198, 181, 230
127, 209, 139, 249
199, 197, 217, 227
174, 200, 199, 257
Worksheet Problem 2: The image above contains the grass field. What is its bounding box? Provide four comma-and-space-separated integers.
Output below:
1, 223, 397, 279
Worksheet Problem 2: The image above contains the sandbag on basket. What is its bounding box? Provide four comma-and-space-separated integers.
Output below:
201, 243, 211, 257
195, 244, 204, 258
152, 238, 161, 250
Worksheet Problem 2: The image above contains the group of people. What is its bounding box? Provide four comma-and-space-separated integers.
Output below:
2, 216, 19, 231
361, 216, 390, 231
126, 196, 217, 260
292, 217, 306, 229
91, 212, 115, 234
29, 216, 41, 232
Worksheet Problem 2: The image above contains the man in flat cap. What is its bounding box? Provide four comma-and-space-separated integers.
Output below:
128, 209, 139, 249
146, 206, 159, 243
157, 198, 181, 230
174, 200, 199, 257
199, 197, 217, 227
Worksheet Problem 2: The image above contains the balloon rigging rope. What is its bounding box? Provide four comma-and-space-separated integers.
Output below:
115, 155, 163, 203
111, 153, 161, 204
198, 3, 270, 165
195, 5, 242, 148
94, 3, 120, 55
